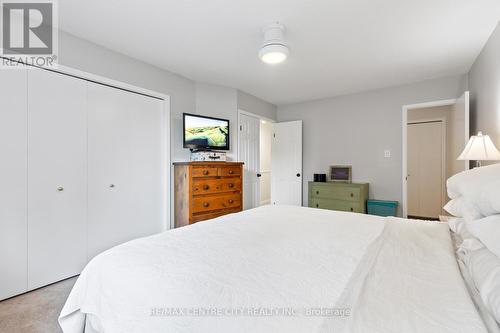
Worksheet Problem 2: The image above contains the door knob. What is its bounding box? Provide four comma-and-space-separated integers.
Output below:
296, 173, 301, 177
257, 173, 262, 177
56, 186, 64, 192
110, 184, 116, 188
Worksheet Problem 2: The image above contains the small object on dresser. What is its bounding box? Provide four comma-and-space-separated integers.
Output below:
313, 173, 327, 182
190, 151, 227, 162
329, 165, 352, 183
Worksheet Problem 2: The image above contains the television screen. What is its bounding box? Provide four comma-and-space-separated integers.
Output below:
183, 113, 230, 150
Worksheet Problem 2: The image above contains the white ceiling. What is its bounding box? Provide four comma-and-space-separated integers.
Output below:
59, 0, 500, 105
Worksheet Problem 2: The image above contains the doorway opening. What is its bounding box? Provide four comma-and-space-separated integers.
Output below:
237, 110, 275, 210
402, 92, 470, 219
237, 110, 303, 210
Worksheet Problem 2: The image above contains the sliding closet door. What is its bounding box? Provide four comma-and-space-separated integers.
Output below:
87, 83, 163, 260
0, 68, 28, 300
27, 68, 88, 290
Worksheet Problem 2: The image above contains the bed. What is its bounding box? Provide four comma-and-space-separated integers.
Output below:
59, 205, 493, 333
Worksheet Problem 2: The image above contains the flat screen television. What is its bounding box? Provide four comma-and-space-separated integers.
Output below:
183, 113, 230, 150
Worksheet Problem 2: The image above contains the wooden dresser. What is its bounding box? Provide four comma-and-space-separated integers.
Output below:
308, 182, 369, 213
174, 162, 243, 228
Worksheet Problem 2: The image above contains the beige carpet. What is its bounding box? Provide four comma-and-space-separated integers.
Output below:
0, 277, 77, 333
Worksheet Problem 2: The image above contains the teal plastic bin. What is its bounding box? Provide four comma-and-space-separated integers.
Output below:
367, 200, 398, 217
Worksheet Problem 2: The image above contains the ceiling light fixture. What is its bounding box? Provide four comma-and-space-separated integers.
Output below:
259, 22, 289, 64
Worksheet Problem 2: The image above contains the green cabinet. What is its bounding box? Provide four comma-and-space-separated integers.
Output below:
308, 182, 369, 213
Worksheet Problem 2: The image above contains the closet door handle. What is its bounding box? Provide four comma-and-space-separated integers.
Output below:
109, 184, 116, 188
56, 186, 64, 192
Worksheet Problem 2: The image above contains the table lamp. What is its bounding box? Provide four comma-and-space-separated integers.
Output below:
458, 131, 500, 167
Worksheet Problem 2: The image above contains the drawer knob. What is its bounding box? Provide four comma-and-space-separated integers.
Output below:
203, 185, 209, 190
228, 183, 234, 188
316, 190, 319, 195
203, 202, 210, 208
350, 193, 354, 197
229, 170, 234, 174
228, 199, 234, 204
203, 170, 209, 175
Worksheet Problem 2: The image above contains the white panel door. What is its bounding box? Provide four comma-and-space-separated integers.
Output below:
271, 121, 303, 206
27, 68, 88, 290
407, 121, 444, 218
0, 68, 28, 300
87, 83, 164, 260
238, 113, 260, 210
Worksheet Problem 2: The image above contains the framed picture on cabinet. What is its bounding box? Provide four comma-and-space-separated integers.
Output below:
329, 165, 352, 183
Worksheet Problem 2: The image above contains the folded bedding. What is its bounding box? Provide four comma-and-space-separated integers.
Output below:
59, 206, 488, 333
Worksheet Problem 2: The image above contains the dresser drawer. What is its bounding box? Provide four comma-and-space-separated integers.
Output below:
192, 178, 241, 195
310, 198, 362, 213
310, 184, 360, 202
191, 208, 241, 223
192, 194, 242, 214
192, 166, 218, 178
220, 166, 241, 177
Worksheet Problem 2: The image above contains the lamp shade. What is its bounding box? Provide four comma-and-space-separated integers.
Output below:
458, 131, 500, 161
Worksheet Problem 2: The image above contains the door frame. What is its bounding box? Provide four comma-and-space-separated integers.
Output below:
2, 58, 172, 231
406, 118, 447, 218
402, 98, 456, 218
237, 109, 276, 209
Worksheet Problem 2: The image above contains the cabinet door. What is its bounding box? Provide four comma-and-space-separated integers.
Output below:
27, 68, 88, 290
0, 68, 28, 300
87, 83, 163, 260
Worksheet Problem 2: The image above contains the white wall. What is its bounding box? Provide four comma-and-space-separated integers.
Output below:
195, 82, 238, 160
469, 22, 500, 161
277, 74, 468, 213
238, 90, 277, 120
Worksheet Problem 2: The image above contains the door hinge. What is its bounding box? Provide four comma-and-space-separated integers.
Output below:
273, 133, 276, 138
240, 125, 242, 131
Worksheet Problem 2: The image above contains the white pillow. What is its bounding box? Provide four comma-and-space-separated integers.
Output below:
447, 163, 500, 218
466, 246, 500, 323
443, 197, 482, 221
467, 215, 500, 259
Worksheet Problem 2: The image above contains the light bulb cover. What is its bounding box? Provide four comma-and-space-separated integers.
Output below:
259, 44, 289, 64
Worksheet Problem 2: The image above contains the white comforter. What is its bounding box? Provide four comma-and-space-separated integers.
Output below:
59, 205, 487, 333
